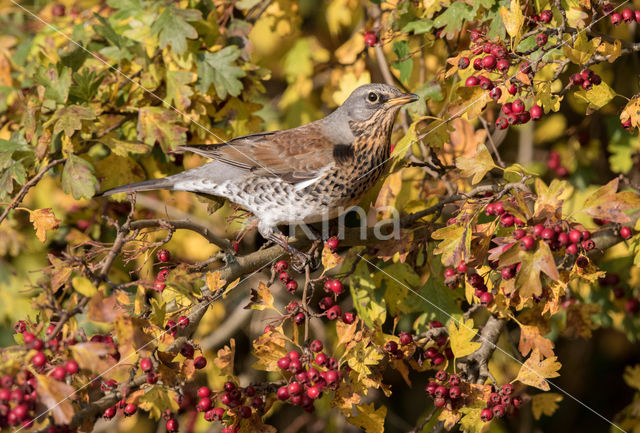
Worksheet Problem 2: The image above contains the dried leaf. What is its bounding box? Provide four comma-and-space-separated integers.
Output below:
515, 348, 561, 391
321, 244, 343, 273
518, 324, 555, 358
214, 339, 236, 378
245, 282, 276, 311
36, 374, 76, 424
29, 208, 60, 242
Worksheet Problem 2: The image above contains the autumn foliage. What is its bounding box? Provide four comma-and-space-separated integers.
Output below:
3, 1, 640, 433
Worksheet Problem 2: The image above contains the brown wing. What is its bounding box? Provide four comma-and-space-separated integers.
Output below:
179, 123, 336, 183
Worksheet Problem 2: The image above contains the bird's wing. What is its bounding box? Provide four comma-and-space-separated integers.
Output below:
179, 123, 337, 184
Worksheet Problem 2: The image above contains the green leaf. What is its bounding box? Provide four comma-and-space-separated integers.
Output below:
0, 162, 26, 200
166, 70, 195, 111
349, 260, 387, 328
151, 7, 201, 55
196, 46, 246, 98
69, 69, 106, 102
93, 14, 130, 48
71, 276, 98, 297
137, 107, 187, 153
61, 155, 98, 200
433, 2, 476, 36
392, 41, 413, 85
34, 67, 71, 104
401, 19, 435, 35
44, 105, 96, 137
414, 276, 462, 327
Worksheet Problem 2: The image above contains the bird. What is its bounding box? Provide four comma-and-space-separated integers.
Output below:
98, 83, 418, 261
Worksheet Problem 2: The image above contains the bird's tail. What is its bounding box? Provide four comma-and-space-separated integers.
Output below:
96, 177, 176, 197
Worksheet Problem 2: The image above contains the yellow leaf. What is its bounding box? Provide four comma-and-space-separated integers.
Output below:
69, 342, 115, 374
439, 408, 462, 430
214, 338, 235, 378
451, 85, 491, 120
36, 374, 76, 425
332, 71, 371, 106
347, 340, 384, 379
206, 270, 226, 293
534, 81, 562, 113
531, 392, 563, 419
138, 386, 180, 420
499, 0, 525, 45
562, 32, 600, 64
448, 318, 482, 359
29, 208, 60, 242
597, 39, 622, 62
252, 326, 289, 371
518, 324, 555, 358
624, 364, 640, 390
582, 178, 640, 223
534, 178, 574, 220
456, 143, 495, 184
71, 276, 98, 297
459, 407, 488, 433
621, 96, 640, 128
347, 403, 387, 433
574, 81, 617, 111
321, 244, 343, 273
336, 317, 359, 348
515, 348, 561, 391
245, 282, 276, 311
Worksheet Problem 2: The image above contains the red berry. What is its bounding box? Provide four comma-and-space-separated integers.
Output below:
140, 357, 152, 372
310, 340, 323, 353
514, 229, 526, 240
626, 298, 639, 315
582, 230, 591, 240
458, 57, 470, 69
444, 268, 456, 278
449, 385, 462, 399
622, 118, 632, 129
153, 282, 166, 292
431, 354, 445, 366
328, 279, 344, 294
493, 60, 508, 75
582, 239, 595, 251
520, 235, 535, 251
64, 360, 79, 375
557, 232, 570, 246
490, 87, 502, 101
501, 214, 514, 227
286, 280, 298, 293
536, 33, 548, 46
540, 10, 552, 23
481, 408, 494, 421
156, 268, 170, 281
180, 344, 194, 359
238, 405, 252, 418
479, 292, 493, 306
473, 57, 483, 70
197, 397, 212, 412
384, 340, 399, 353
502, 383, 514, 395
501, 267, 514, 280
157, 249, 170, 262
124, 403, 137, 416
32, 352, 47, 367
582, 80, 593, 91
51, 3, 66, 16
364, 31, 377, 47
399, 332, 413, 345
326, 236, 339, 251
621, 226, 633, 239
326, 305, 341, 320
103, 407, 116, 419
434, 397, 446, 407
479, 76, 493, 90
177, 316, 189, 329
146, 372, 158, 384
512, 99, 524, 114
274, 260, 288, 272
530, 104, 543, 120
14, 321, 26, 334
495, 117, 508, 130
611, 12, 622, 25
51, 366, 66, 381
622, 8, 634, 22
342, 311, 356, 324
279, 271, 290, 283
507, 83, 517, 95
568, 229, 582, 243
566, 243, 578, 255
277, 356, 291, 370
541, 227, 555, 241
194, 356, 207, 369
166, 418, 179, 432
482, 55, 496, 70
198, 386, 211, 398
465, 76, 480, 87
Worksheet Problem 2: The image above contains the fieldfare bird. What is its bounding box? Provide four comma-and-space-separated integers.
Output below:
99, 83, 418, 258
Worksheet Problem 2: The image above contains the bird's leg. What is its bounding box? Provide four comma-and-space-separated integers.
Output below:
265, 232, 313, 272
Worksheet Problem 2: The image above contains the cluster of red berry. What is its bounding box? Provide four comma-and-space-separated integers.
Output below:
419, 321, 454, 366
202, 381, 263, 428
607, 5, 640, 25
516, 223, 593, 256
276, 260, 299, 294
445, 265, 494, 306
424, 370, 465, 410
153, 249, 171, 292
275, 346, 342, 413
480, 384, 522, 422
569, 68, 602, 91
547, 150, 569, 178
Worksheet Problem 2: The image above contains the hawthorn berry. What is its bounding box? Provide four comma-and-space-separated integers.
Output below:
473, 57, 483, 70
180, 344, 195, 359
434, 397, 446, 407
286, 280, 298, 293
178, 316, 190, 329
496, 59, 510, 73
492, 404, 505, 418
51, 3, 66, 16
482, 55, 496, 70
458, 57, 470, 69
449, 386, 462, 399
444, 268, 456, 278
521, 236, 535, 250
156, 249, 170, 263
465, 76, 480, 87
156, 268, 170, 281
536, 33, 548, 46
479, 76, 493, 90
479, 292, 493, 306
620, 226, 633, 239
32, 352, 47, 368
279, 272, 291, 283
289, 381, 304, 395
512, 99, 524, 114
103, 407, 116, 419
566, 243, 578, 255
328, 279, 344, 294
481, 408, 494, 421
197, 397, 212, 412
274, 260, 288, 272
507, 83, 517, 95
123, 403, 137, 416
530, 104, 543, 120
326, 305, 341, 320
496, 117, 508, 130
399, 332, 413, 345
166, 418, 179, 433
238, 405, 252, 418
625, 297, 639, 315
540, 9, 552, 23
431, 354, 445, 366
501, 267, 514, 280
342, 311, 356, 324
490, 87, 502, 101
51, 366, 66, 381
307, 385, 321, 399
14, 321, 26, 334
146, 372, 158, 384
622, 8, 634, 22
364, 31, 377, 47
194, 356, 207, 369
384, 340, 399, 353
582, 239, 595, 251
310, 339, 323, 353
611, 12, 622, 25
315, 352, 327, 366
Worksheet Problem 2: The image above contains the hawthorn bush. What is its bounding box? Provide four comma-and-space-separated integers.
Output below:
2, 0, 640, 432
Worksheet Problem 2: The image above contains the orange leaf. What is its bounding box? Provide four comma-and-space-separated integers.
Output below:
29, 208, 61, 242
518, 324, 555, 358
514, 348, 561, 391
36, 374, 76, 425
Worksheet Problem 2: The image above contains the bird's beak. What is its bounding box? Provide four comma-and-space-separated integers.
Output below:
386, 93, 419, 106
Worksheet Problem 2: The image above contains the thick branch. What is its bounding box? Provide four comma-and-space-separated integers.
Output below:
456, 315, 506, 384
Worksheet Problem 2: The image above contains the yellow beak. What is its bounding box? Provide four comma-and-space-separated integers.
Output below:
386, 93, 419, 106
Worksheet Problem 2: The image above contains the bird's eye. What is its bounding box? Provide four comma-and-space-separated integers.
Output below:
367, 92, 379, 103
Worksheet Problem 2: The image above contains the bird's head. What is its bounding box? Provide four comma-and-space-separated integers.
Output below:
337, 83, 419, 124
